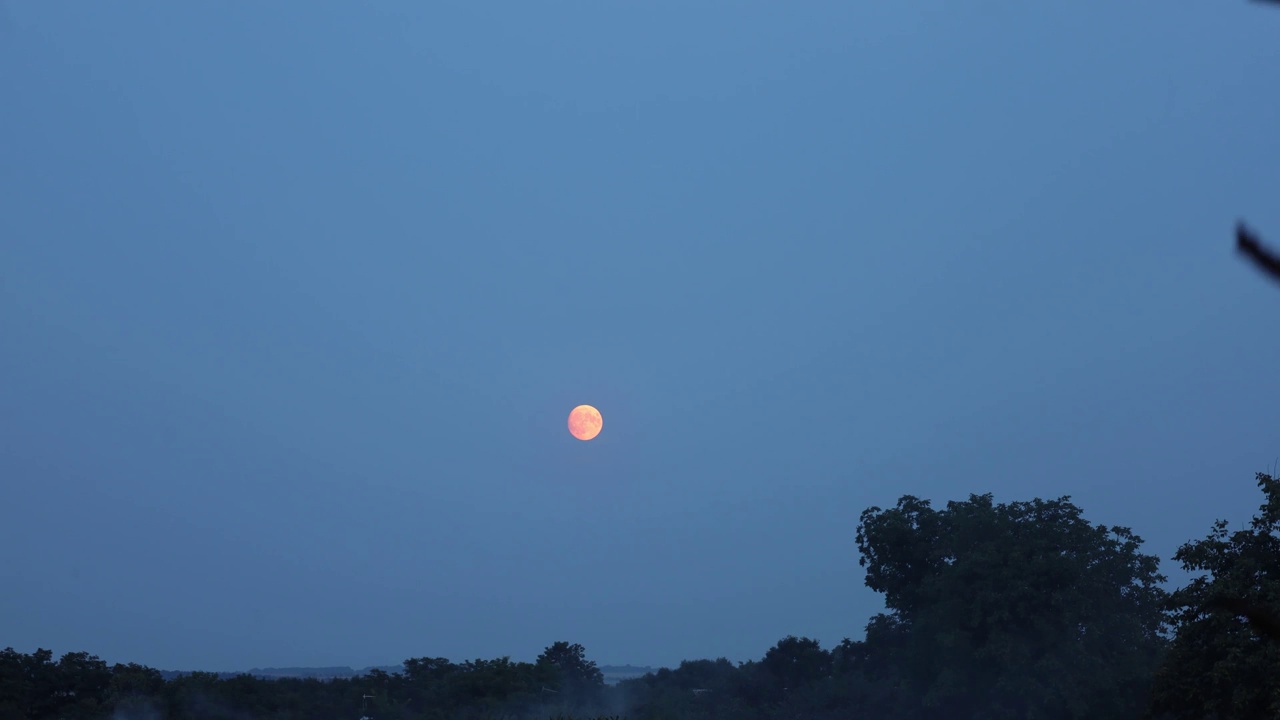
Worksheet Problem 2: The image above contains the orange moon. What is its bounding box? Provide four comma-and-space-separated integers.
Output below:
567, 404, 603, 441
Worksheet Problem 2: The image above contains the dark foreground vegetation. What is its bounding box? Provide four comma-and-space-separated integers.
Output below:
3, 474, 1278, 720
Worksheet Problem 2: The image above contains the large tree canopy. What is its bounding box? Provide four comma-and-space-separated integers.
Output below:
1148, 472, 1280, 719
855, 493, 1168, 720
535, 641, 604, 695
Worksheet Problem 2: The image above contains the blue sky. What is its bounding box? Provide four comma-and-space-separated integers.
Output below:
2, 1, 1279, 672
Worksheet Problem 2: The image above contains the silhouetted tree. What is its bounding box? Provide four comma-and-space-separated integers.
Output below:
1148, 472, 1280, 719
536, 642, 604, 696
855, 493, 1168, 720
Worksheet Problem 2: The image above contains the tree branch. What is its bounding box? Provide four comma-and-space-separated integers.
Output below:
1236, 222, 1280, 284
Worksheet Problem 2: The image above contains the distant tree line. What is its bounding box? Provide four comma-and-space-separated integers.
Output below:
2, 473, 1277, 720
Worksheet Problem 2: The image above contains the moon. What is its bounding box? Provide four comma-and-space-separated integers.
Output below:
567, 404, 603, 441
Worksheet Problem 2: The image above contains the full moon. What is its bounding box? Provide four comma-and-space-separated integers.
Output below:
567, 404, 603, 441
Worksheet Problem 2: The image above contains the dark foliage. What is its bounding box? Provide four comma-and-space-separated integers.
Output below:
7, 474, 1278, 720
854, 493, 1169, 720
1147, 473, 1280, 719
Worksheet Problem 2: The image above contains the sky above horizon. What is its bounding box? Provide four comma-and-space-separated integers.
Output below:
2, 1, 1279, 672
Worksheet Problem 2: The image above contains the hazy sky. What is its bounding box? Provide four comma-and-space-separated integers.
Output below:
3, 1, 1280, 673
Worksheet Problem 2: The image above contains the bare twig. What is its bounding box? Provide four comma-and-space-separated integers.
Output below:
1235, 222, 1280, 284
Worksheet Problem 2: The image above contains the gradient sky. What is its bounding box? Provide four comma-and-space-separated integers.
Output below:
3, 1, 1279, 673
